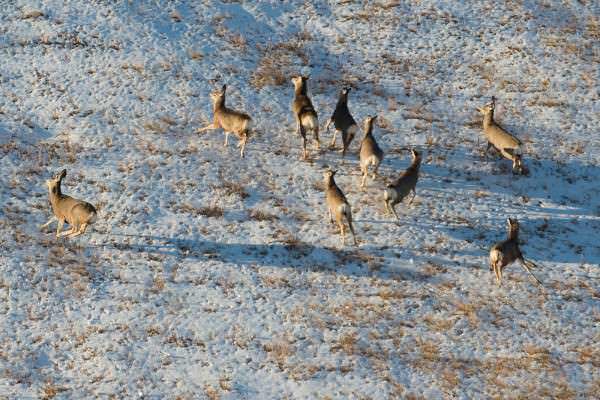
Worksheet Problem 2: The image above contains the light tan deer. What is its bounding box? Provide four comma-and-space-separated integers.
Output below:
489, 218, 542, 286
359, 115, 384, 188
40, 169, 97, 238
325, 87, 359, 157
477, 97, 525, 174
383, 149, 421, 219
323, 170, 357, 246
197, 84, 252, 158
291, 76, 319, 159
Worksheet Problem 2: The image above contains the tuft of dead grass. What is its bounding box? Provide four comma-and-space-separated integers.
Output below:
264, 338, 295, 369
251, 33, 311, 89
198, 206, 224, 218
248, 208, 279, 222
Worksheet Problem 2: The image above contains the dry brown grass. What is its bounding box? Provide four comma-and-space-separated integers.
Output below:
423, 314, 454, 332
170, 10, 182, 22
522, 344, 552, 365
22, 8, 44, 19
204, 385, 220, 400
585, 16, 600, 40
453, 302, 479, 327
263, 338, 295, 368
219, 180, 249, 199
197, 206, 224, 218
416, 338, 440, 362
41, 382, 67, 399
143, 120, 168, 134
248, 208, 279, 222
332, 332, 358, 355
251, 33, 311, 89
151, 275, 166, 293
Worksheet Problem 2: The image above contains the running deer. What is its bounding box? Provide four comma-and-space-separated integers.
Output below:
325, 87, 359, 157
359, 115, 384, 188
489, 218, 542, 286
383, 149, 421, 219
40, 169, 97, 238
323, 170, 357, 246
198, 84, 253, 158
477, 97, 525, 174
291, 76, 319, 159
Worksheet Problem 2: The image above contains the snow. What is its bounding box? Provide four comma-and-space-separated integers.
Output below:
1, 0, 599, 398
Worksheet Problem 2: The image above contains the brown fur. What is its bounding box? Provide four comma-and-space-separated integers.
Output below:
326, 87, 358, 157
323, 170, 357, 246
383, 149, 421, 219
489, 218, 542, 286
198, 84, 252, 158
359, 115, 384, 188
477, 97, 524, 174
41, 169, 97, 238
291, 76, 319, 159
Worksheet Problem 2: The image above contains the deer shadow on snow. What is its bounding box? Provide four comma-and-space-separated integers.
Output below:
88, 232, 434, 282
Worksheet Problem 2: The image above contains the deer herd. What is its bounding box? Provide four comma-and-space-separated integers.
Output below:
39, 75, 543, 287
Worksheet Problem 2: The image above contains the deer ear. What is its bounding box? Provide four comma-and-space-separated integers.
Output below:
222, 84, 227, 92
59, 169, 67, 179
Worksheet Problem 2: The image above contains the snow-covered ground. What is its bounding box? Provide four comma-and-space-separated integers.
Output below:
1, 1, 599, 398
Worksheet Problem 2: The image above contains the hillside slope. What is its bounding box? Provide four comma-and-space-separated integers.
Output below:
1, 1, 599, 398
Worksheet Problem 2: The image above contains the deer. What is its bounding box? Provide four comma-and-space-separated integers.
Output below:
197, 84, 253, 158
325, 87, 359, 157
291, 76, 320, 159
477, 96, 525, 174
40, 169, 97, 238
359, 115, 384, 188
323, 170, 357, 246
489, 218, 543, 286
383, 148, 421, 220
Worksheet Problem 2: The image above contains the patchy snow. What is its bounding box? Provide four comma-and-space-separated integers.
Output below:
1, 0, 599, 398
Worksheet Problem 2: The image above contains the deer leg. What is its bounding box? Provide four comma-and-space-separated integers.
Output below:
324, 118, 332, 132
55, 219, 65, 238
239, 135, 247, 158
197, 123, 216, 134
314, 125, 320, 149
340, 132, 347, 156
330, 130, 338, 147
494, 263, 502, 285
391, 204, 400, 220
484, 142, 493, 157
58, 226, 76, 237
339, 222, 346, 245
360, 168, 367, 189
372, 161, 380, 180
68, 224, 85, 238
520, 258, 543, 286
40, 216, 57, 230
408, 189, 416, 205
328, 208, 334, 224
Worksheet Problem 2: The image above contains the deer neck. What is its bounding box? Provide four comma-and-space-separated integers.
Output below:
213, 96, 225, 112
48, 183, 63, 209
295, 84, 307, 96
482, 112, 494, 129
